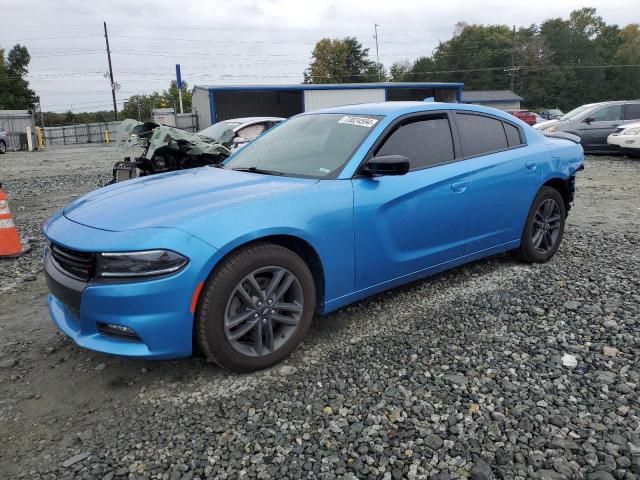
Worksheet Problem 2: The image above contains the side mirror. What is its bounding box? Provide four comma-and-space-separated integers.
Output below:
233, 136, 249, 146
361, 155, 410, 176
584, 116, 595, 124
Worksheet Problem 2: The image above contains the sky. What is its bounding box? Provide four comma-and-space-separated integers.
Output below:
1, 0, 635, 113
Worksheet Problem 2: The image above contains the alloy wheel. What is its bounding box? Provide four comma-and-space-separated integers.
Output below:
224, 266, 304, 357
532, 198, 561, 253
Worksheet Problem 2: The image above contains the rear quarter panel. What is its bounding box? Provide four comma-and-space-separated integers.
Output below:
541, 136, 585, 183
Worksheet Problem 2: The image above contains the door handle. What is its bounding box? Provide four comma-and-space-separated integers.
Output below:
451, 181, 468, 193
525, 160, 537, 170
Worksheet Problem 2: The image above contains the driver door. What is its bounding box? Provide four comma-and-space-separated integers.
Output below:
579, 104, 624, 149
352, 113, 470, 291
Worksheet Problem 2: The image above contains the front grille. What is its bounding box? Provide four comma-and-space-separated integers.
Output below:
50, 243, 94, 281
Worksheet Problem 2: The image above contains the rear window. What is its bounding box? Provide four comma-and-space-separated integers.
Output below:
625, 103, 640, 121
503, 122, 523, 147
455, 113, 509, 157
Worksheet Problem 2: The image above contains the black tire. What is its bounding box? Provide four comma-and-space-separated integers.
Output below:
513, 186, 566, 263
0, 140, 6, 154
196, 242, 316, 373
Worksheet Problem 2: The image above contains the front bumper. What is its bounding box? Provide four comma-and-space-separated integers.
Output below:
44, 212, 219, 359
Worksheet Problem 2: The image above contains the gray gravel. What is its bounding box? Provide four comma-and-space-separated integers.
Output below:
0, 145, 639, 479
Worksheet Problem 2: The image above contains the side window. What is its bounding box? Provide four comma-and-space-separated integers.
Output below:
625, 104, 640, 121
590, 105, 623, 122
503, 122, 523, 147
455, 113, 508, 157
376, 116, 455, 170
236, 123, 266, 141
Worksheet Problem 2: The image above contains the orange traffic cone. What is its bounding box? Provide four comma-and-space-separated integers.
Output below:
0, 184, 26, 258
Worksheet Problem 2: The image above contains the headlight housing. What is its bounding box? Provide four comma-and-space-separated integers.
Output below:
97, 250, 188, 278
623, 127, 640, 136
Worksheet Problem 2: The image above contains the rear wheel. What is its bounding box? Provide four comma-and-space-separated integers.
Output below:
196, 242, 316, 372
513, 186, 566, 263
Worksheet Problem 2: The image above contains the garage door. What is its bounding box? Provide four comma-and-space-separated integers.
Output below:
304, 89, 385, 112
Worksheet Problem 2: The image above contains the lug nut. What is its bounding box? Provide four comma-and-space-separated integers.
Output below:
254, 313, 259, 318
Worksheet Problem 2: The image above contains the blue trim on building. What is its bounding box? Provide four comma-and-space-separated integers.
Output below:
199, 83, 465, 124
201, 82, 463, 93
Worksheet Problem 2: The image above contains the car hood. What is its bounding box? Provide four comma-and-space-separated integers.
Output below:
534, 119, 560, 130
63, 167, 316, 232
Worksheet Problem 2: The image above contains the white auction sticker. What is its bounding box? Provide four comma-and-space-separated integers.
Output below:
338, 116, 378, 128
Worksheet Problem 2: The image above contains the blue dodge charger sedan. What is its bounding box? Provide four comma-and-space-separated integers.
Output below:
44, 102, 584, 372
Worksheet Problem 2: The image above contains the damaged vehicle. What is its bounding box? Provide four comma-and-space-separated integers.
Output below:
111, 117, 284, 183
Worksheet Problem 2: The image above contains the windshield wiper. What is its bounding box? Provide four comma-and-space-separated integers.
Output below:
231, 166, 284, 176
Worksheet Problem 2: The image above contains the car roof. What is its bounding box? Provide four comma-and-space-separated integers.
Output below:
306, 101, 518, 119
585, 100, 640, 108
221, 116, 285, 124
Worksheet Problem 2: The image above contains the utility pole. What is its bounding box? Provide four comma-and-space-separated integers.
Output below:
509, 25, 517, 91
103, 21, 118, 121
504, 25, 519, 91
373, 24, 381, 81
136, 95, 141, 121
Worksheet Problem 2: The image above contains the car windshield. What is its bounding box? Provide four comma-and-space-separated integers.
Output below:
198, 121, 242, 141
560, 105, 594, 121
224, 113, 381, 178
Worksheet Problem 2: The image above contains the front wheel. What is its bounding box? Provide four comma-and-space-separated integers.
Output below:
513, 186, 566, 263
0, 140, 6, 154
196, 242, 316, 372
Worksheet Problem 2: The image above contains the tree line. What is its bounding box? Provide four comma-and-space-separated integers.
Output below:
306, 8, 640, 111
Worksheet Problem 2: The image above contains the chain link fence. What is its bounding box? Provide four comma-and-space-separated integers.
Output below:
42, 121, 121, 146
0, 111, 36, 151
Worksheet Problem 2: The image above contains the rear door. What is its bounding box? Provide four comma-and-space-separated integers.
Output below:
352, 113, 470, 290
579, 104, 624, 149
452, 112, 542, 254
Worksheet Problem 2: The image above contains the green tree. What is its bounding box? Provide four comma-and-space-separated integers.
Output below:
304, 37, 381, 83
120, 81, 192, 121
0, 44, 37, 110
387, 8, 640, 111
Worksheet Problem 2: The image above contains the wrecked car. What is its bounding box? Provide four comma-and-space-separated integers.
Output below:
111, 117, 284, 183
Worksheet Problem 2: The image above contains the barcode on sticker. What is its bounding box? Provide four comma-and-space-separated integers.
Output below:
338, 116, 378, 128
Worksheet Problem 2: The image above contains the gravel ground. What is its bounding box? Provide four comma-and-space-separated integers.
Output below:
0, 145, 639, 480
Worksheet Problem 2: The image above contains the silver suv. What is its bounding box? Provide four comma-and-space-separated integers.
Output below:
535, 100, 640, 151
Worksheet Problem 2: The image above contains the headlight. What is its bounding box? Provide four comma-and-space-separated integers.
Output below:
547, 126, 557, 133
97, 250, 188, 278
623, 127, 640, 135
